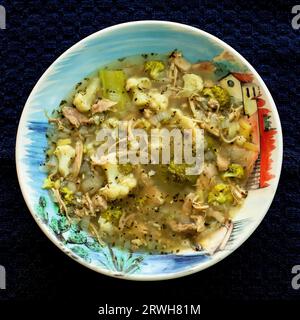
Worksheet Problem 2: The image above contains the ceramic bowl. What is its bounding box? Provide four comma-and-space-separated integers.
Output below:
16, 21, 282, 280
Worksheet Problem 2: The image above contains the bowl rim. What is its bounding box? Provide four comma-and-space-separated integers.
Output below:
15, 20, 283, 281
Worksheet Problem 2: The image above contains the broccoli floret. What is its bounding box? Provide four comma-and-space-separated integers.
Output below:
119, 163, 134, 175
60, 187, 74, 204
144, 60, 165, 79
73, 77, 100, 112
222, 164, 244, 179
202, 86, 230, 107
167, 161, 198, 184
101, 205, 123, 222
56, 138, 72, 146
42, 176, 60, 189
208, 183, 233, 205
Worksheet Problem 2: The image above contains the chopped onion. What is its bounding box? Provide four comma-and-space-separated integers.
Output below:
81, 175, 104, 195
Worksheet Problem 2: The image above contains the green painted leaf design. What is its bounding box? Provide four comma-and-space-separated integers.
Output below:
50, 215, 70, 235
36, 196, 48, 222
85, 238, 102, 252
71, 246, 91, 262
39, 196, 47, 208
67, 230, 87, 244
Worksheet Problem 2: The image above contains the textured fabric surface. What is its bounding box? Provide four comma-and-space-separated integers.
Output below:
0, 0, 299, 301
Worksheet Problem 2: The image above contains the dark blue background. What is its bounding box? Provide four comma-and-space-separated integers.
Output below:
0, 0, 299, 302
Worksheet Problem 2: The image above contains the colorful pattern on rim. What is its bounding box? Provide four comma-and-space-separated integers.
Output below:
16, 22, 282, 280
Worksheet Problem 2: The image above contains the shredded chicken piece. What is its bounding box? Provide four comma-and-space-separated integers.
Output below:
230, 184, 248, 203
182, 193, 194, 215
207, 209, 225, 223
188, 97, 198, 117
48, 118, 68, 131
169, 221, 196, 233
147, 186, 165, 206
192, 202, 209, 211
216, 151, 230, 171
143, 108, 153, 119
190, 215, 206, 232
173, 65, 178, 86
92, 194, 108, 212
75, 208, 88, 217
168, 60, 179, 87
196, 163, 218, 189
193, 119, 220, 137
193, 96, 210, 113
51, 188, 69, 218
220, 130, 240, 144
72, 140, 83, 178
135, 166, 165, 206
89, 223, 105, 246
182, 192, 209, 216
62, 106, 93, 128
169, 215, 205, 233
91, 98, 117, 114
83, 193, 95, 215
171, 51, 191, 72
207, 98, 220, 112
119, 213, 135, 230
229, 105, 243, 121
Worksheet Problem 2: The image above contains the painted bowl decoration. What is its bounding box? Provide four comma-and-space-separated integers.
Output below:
16, 21, 282, 280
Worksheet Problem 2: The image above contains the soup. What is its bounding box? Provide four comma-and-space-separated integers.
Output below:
44, 51, 259, 254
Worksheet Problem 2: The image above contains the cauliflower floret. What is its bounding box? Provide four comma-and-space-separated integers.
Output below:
148, 89, 168, 111
126, 77, 153, 107
54, 145, 75, 177
126, 77, 151, 91
73, 77, 100, 112
100, 163, 137, 200
102, 117, 120, 128
132, 90, 150, 107
180, 73, 204, 97
98, 216, 114, 235
170, 108, 196, 130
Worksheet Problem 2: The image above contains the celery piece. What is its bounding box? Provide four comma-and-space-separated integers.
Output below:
99, 69, 129, 110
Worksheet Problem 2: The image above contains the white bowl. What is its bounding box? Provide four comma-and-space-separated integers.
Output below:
16, 21, 283, 280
